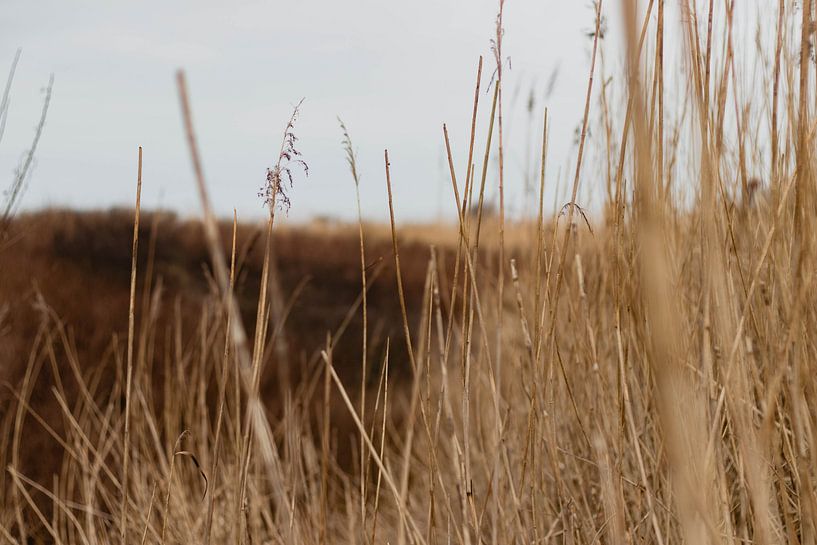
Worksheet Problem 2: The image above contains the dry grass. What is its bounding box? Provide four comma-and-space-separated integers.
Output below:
2, 1, 817, 544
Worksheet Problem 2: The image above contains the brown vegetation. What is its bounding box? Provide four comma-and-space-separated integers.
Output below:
4, 2, 817, 545
0, 209, 435, 487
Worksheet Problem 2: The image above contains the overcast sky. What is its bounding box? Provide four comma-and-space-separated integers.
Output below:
0, 1, 770, 223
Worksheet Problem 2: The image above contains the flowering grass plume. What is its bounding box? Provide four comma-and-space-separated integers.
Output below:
259, 98, 308, 213
338, 118, 360, 188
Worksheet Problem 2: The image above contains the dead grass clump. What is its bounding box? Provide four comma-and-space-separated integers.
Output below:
4, 1, 817, 544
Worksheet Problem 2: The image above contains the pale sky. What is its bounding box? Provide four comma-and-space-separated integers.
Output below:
0, 1, 772, 223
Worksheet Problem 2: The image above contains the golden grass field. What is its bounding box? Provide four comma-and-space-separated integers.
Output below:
3, 1, 817, 544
